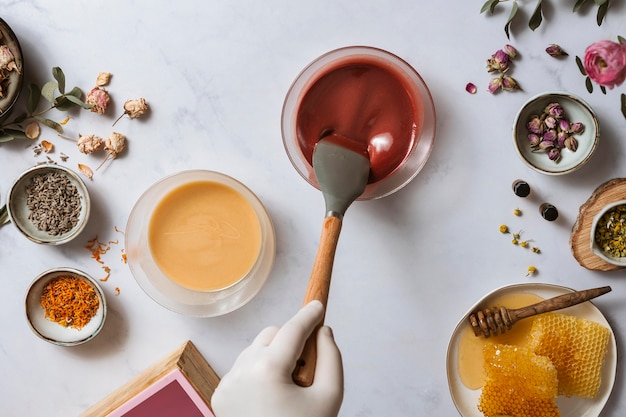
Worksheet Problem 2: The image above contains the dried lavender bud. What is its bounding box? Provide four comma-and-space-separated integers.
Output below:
512, 180, 531, 197
540, 203, 558, 221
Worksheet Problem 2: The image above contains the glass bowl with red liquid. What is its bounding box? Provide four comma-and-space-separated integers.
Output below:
281, 46, 436, 200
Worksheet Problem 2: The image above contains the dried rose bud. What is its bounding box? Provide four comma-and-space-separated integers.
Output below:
465, 82, 477, 94
538, 140, 555, 150
0, 45, 18, 72
502, 76, 520, 91
86, 87, 111, 115
544, 102, 564, 119
545, 44, 568, 58
544, 116, 557, 129
96, 72, 112, 86
558, 119, 570, 131
565, 136, 578, 152
114, 98, 149, 125
487, 50, 510, 72
488, 77, 503, 93
570, 122, 585, 134
543, 129, 557, 142
528, 133, 541, 147
557, 131, 568, 148
77, 134, 104, 154
105, 132, 126, 158
548, 147, 561, 161
527, 116, 544, 134
503, 44, 518, 59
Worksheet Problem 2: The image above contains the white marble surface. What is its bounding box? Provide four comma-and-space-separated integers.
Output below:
1, 1, 625, 416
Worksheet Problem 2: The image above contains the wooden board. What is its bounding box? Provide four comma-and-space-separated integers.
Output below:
81, 340, 220, 417
570, 178, 626, 271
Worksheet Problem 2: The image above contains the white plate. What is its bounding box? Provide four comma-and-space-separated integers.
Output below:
446, 283, 616, 417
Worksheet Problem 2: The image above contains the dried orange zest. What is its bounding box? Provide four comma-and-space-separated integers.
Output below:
100, 266, 111, 282
114, 287, 120, 296
40, 275, 99, 330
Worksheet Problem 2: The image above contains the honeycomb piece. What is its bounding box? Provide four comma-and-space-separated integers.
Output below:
478, 344, 560, 417
527, 313, 610, 399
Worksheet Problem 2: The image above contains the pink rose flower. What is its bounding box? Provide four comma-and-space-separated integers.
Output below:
583, 40, 626, 89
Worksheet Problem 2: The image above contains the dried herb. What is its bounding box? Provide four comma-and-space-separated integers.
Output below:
25, 170, 82, 235
594, 204, 626, 258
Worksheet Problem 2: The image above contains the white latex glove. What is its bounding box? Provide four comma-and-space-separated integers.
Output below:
211, 300, 344, 417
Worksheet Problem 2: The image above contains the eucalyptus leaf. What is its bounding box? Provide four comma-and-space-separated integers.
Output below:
621, 94, 626, 119
529, 0, 543, 31
480, 0, 499, 14
600, 85, 607, 95
0, 131, 16, 142
573, 0, 590, 12
65, 86, 84, 98
52, 67, 66, 95
34, 116, 63, 133
504, 1, 518, 39
593, 0, 608, 5
26, 83, 41, 114
618, 36, 626, 44
12, 112, 28, 124
575, 56, 587, 75
63, 94, 93, 110
41, 81, 58, 104
597, 0, 609, 26
585, 77, 593, 93
3, 128, 28, 140
53, 96, 79, 112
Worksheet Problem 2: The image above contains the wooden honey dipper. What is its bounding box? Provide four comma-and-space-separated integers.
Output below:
469, 286, 612, 337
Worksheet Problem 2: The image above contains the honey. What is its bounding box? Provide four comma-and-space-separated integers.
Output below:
527, 313, 610, 399
457, 292, 543, 389
478, 344, 560, 417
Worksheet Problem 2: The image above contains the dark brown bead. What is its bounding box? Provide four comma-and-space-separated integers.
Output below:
512, 180, 530, 197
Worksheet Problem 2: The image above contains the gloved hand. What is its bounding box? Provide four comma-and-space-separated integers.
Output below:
211, 300, 344, 417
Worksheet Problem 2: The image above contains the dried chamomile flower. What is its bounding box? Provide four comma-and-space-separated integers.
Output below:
96, 72, 112, 86
526, 265, 537, 276
86, 86, 111, 115
113, 98, 149, 125
78, 163, 94, 180
499, 224, 509, 234
25, 121, 40, 139
513, 208, 522, 216
77, 133, 104, 154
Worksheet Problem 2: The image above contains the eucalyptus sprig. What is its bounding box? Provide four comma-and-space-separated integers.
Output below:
0, 66, 93, 143
481, 0, 611, 39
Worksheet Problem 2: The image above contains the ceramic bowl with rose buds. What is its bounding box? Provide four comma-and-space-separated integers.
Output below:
0, 18, 24, 118
513, 91, 599, 175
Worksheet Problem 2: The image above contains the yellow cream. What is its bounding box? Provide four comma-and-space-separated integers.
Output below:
148, 180, 262, 291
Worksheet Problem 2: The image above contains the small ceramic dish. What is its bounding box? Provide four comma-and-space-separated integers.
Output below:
513, 91, 598, 175
0, 17, 24, 117
3, 164, 91, 245
125, 170, 276, 317
25, 268, 107, 346
590, 199, 626, 266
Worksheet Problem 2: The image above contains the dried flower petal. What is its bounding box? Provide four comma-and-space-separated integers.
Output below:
465, 82, 477, 94
25, 122, 40, 139
96, 72, 112, 86
77, 134, 104, 154
40, 140, 54, 153
86, 87, 111, 115
78, 163, 94, 179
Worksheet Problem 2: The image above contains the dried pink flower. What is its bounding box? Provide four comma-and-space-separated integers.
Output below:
77, 134, 104, 154
465, 82, 477, 94
86, 87, 111, 115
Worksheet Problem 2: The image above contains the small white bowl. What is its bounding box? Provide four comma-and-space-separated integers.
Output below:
4, 164, 90, 245
513, 91, 599, 175
590, 200, 626, 266
125, 170, 276, 317
25, 268, 107, 346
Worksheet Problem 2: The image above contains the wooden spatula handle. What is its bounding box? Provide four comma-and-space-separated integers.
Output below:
292, 215, 343, 387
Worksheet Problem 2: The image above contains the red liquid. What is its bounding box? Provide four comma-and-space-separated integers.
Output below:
296, 57, 423, 183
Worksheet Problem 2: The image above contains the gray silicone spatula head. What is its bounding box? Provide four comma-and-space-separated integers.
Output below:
312, 134, 371, 217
